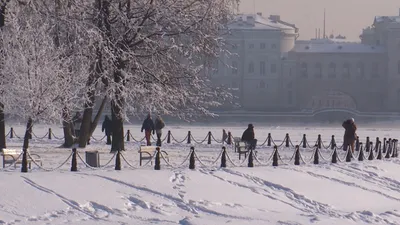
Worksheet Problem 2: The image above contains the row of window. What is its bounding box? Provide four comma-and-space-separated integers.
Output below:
214, 61, 278, 75
299, 62, 379, 78
231, 43, 278, 50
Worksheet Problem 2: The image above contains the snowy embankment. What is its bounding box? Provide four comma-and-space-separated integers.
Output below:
1, 124, 400, 225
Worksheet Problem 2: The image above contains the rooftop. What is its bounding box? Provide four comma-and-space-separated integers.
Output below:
228, 14, 297, 32
292, 39, 386, 53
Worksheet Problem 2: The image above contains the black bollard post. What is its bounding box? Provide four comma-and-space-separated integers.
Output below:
332, 148, 337, 163
302, 134, 307, 148
358, 143, 364, 161
331, 135, 336, 150
294, 145, 300, 165
368, 142, 374, 160
10, 127, 13, 138
227, 132, 232, 145
187, 131, 191, 144
377, 142, 383, 160
126, 130, 130, 142
115, 150, 121, 170
48, 128, 52, 139
207, 131, 212, 144
21, 148, 28, 173
385, 140, 391, 159
355, 136, 360, 151
71, 148, 77, 172
317, 134, 322, 149
189, 147, 195, 169
345, 146, 352, 162
366, 137, 370, 152
383, 138, 387, 154
375, 137, 379, 152
154, 147, 161, 170
393, 139, 399, 157
285, 133, 290, 147
267, 133, 271, 147
313, 146, 319, 164
221, 147, 227, 168
248, 149, 254, 167
167, 130, 171, 144
272, 146, 279, 167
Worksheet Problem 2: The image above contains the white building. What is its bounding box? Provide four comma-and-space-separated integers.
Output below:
211, 13, 298, 110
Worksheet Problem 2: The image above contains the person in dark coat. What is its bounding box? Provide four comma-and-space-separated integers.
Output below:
102, 115, 112, 145
141, 113, 155, 146
342, 118, 357, 153
241, 124, 257, 150
154, 115, 165, 147
222, 129, 228, 144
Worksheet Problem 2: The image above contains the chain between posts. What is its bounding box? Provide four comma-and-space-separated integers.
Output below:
27, 151, 73, 172
76, 151, 116, 170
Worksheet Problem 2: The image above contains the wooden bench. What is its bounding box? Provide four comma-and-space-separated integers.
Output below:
1, 149, 42, 169
237, 140, 258, 160
234, 137, 242, 153
138, 146, 169, 166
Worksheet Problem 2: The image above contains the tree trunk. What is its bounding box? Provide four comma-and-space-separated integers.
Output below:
62, 107, 74, 148
0, 3, 7, 150
79, 107, 93, 147
21, 118, 32, 172
0, 104, 5, 149
23, 118, 32, 150
89, 96, 107, 136
111, 65, 125, 152
111, 100, 124, 152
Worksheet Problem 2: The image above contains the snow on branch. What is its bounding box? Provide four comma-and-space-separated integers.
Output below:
84, 0, 238, 119
0, 1, 95, 123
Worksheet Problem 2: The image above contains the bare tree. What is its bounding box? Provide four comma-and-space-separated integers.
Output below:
77, 0, 236, 151
0, 1, 92, 171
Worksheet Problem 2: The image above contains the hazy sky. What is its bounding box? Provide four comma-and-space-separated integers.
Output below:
239, 0, 400, 41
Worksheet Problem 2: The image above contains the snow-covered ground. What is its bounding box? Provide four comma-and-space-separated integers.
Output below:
1, 124, 400, 225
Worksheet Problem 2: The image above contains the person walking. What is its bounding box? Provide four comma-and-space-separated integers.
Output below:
154, 115, 165, 147
222, 129, 228, 144
241, 124, 257, 150
102, 115, 112, 145
141, 113, 155, 146
342, 118, 357, 153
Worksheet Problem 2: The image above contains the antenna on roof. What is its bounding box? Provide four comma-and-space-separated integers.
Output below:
253, 0, 256, 14
323, 8, 326, 39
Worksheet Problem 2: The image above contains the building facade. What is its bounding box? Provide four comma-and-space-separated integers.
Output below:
211, 11, 400, 113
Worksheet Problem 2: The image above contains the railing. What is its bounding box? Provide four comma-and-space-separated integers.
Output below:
3, 127, 371, 149
1, 136, 398, 172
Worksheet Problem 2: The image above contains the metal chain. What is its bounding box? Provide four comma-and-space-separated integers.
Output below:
210, 134, 223, 144
130, 132, 146, 142
5, 130, 11, 138
12, 130, 22, 139
193, 149, 223, 167
28, 151, 73, 172
51, 131, 64, 140
253, 149, 274, 166
171, 133, 188, 144
32, 132, 49, 140
161, 149, 192, 168
76, 151, 116, 170
120, 152, 140, 169
192, 134, 209, 144
91, 135, 107, 141
258, 137, 269, 146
